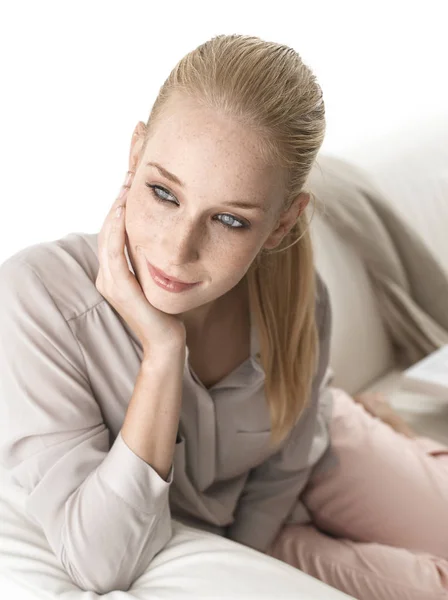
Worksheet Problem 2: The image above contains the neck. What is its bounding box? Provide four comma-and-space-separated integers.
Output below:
182, 277, 248, 344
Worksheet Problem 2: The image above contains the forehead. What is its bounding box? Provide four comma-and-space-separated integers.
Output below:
144, 99, 285, 200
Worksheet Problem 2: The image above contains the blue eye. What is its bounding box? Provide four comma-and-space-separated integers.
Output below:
145, 183, 250, 231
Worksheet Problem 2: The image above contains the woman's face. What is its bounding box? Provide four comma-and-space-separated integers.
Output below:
124, 95, 303, 318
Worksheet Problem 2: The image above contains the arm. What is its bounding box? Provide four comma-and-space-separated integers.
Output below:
0, 258, 182, 594
226, 274, 333, 553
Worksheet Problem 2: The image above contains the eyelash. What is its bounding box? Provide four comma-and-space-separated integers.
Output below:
145, 183, 250, 231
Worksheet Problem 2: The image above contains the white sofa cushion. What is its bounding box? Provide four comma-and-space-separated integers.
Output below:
0, 465, 354, 599
311, 214, 395, 395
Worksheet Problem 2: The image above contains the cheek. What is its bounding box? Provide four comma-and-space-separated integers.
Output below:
221, 235, 260, 262
205, 233, 253, 264
125, 193, 163, 235
127, 190, 153, 220
210, 244, 258, 288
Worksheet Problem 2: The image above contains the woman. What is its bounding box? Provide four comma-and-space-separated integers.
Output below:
0, 34, 447, 599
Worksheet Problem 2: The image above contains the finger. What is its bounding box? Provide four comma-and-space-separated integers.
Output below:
116, 170, 134, 202
99, 170, 135, 243
110, 170, 135, 216
99, 170, 135, 275
106, 200, 130, 284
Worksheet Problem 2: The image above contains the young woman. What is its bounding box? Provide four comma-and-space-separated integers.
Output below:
1, 34, 448, 599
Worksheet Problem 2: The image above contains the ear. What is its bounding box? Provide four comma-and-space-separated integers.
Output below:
262, 192, 310, 251
128, 121, 147, 172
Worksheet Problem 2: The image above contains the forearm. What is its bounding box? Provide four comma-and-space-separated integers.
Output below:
121, 344, 186, 481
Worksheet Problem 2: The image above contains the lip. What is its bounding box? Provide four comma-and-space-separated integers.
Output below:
146, 260, 200, 293
148, 262, 197, 285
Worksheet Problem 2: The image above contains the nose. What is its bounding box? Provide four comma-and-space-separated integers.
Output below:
164, 219, 202, 264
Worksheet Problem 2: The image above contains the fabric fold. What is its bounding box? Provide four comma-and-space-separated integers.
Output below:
307, 154, 448, 367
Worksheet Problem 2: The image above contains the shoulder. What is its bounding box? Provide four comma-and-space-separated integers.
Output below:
0, 232, 102, 320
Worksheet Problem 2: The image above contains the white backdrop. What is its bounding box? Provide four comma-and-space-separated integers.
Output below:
0, 0, 447, 262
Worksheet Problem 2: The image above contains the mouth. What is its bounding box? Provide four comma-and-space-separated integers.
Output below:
146, 260, 201, 293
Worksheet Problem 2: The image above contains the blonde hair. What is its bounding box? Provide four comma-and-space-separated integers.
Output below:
142, 34, 326, 447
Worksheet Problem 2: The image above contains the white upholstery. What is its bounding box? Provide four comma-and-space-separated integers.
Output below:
311, 215, 395, 393
0, 464, 352, 599
313, 115, 448, 446
1, 115, 447, 598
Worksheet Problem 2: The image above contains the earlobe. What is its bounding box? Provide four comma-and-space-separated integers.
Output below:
262, 225, 287, 251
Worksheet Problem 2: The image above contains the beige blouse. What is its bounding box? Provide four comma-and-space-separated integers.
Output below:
0, 232, 335, 594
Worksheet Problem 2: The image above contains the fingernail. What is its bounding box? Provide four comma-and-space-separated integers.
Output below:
123, 171, 134, 187
115, 205, 123, 218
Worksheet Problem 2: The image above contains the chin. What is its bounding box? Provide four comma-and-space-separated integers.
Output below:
141, 284, 194, 314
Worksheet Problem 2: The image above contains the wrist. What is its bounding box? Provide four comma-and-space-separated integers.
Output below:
141, 343, 186, 369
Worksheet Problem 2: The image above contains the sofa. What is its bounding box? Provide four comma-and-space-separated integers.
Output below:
312, 114, 448, 448
1, 115, 447, 599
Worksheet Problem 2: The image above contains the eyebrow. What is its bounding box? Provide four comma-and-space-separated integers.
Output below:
146, 161, 267, 213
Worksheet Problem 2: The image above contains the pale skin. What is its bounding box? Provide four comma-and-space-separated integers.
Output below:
96, 92, 309, 387
122, 93, 309, 344
97, 91, 415, 433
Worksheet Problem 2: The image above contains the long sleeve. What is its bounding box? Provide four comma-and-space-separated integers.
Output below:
0, 257, 174, 594
226, 275, 333, 553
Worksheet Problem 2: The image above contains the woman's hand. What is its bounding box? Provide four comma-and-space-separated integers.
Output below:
95, 170, 187, 354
